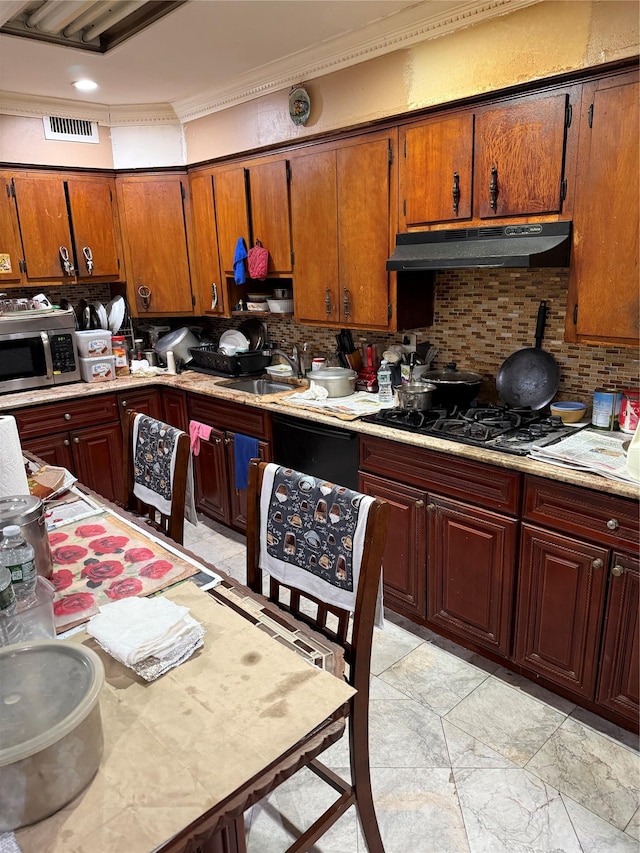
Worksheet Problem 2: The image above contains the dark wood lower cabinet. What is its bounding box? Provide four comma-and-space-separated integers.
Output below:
597, 553, 640, 726
162, 387, 189, 431
514, 523, 608, 698
427, 494, 517, 657
359, 472, 427, 619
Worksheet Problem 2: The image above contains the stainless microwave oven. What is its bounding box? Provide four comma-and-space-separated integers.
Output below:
0, 308, 80, 394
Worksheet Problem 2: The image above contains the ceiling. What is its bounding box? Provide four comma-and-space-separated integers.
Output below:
0, 0, 541, 122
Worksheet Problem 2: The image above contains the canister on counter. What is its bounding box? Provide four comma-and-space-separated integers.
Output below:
619, 388, 640, 434
112, 335, 130, 377
591, 388, 621, 430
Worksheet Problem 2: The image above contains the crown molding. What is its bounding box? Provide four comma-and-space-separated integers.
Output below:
1, 0, 542, 127
173, 0, 542, 123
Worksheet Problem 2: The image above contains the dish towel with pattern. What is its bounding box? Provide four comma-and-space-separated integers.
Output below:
234, 433, 260, 490
233, 237, 247, 285
189, 420, 213, 456
259, 463, 383, 626
133, 414, 197, 524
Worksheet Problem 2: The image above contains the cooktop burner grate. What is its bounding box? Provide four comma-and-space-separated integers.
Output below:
362, 403, 585, 456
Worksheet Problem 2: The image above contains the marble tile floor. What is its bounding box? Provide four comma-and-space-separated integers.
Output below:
183, 517, 640, 853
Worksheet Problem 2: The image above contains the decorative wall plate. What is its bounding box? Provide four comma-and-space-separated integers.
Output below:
289, 86, 310, 126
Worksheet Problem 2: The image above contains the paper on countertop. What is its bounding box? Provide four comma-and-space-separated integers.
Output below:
529, 428, 640, 484
281, 388, 392, 418
87, 595, 205, 679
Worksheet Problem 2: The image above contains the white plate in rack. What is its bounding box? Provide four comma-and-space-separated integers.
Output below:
106, 296, 125, 334
219, 330, 250, 352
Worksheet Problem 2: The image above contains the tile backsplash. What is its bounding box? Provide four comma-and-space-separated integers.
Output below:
23, 270, 639, 406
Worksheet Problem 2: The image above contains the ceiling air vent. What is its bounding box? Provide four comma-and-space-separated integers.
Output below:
43, 116, 99, 143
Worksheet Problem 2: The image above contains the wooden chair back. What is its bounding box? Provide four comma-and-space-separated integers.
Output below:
245, 459, 390, 852
122, 410, 190, 545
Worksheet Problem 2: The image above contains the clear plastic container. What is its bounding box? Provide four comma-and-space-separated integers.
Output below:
74, 329, 112, 357
17, 576, 56, 640
79, 355, 116, 383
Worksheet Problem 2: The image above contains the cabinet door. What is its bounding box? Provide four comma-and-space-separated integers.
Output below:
21, 433, 74, 470
515, 524, 608, 698
0, 173, 25, 285
474, 92, 569, 219
227, 435, 270, 532
117, 176, 195, 316
359, 472, 427, 620
11, 175, 74, 279
66, 178, 120, 278
117, 389, 163, 422
400, 113, 474, 228
337, 137, 392, 329
248, 160, 292, 274
597, 553, 639, 726
427, 495, 517, 657
162, 388, 189, 432
194, 425, 229, 524
567, 74, 639, 345
189, 172, 225, 317
213, 168, 250, 275
70, 422, 124, 504
290, 150, 339, 324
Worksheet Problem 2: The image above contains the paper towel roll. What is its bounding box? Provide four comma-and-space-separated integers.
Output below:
0, 416, 30, 497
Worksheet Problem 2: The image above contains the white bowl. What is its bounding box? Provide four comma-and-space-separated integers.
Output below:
246, 301, 269, 312
266, 299, 294, 313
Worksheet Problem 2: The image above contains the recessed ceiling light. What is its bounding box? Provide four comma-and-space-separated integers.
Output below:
73, 79, 98, 91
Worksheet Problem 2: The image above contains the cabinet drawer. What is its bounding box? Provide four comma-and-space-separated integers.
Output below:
13, 394, 119, 439
523, 476, 639, 551
188, 394, 271, 439
359, 435, 520, 514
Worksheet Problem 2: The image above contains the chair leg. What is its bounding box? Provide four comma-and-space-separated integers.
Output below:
350, 695, 385, 853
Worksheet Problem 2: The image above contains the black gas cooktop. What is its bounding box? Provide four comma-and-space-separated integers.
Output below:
362, 403, 586, 456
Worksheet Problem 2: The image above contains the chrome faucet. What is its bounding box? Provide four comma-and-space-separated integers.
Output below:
271, 347, 301, 378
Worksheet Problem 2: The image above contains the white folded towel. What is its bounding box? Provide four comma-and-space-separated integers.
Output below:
87, 596, 204, 671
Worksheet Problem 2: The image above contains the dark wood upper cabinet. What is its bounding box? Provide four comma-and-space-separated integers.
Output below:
0, 172, 25, 285
566, 70, 639, 347
10, 173, 121, 281
116, 174, 196, 316
290, 132, 394, 330
473, 92, 569, 219
400, 113, 474, 227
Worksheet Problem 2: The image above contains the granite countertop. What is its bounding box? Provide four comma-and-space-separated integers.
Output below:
2, 372, 638, 502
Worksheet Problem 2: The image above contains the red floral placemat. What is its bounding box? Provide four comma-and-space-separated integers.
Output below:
49, 512, 199, 632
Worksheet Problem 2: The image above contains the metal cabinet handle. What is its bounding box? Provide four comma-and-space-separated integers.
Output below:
63, 439, 70, 446
343, 287, 351, 318
325, 288, 332, 317
489, 166, 498, 211
224, 437, 232, 445
138, 285, 152, 310
82, 246, 93, 275
415, 499, 425, 508
64, 413, 71, 421
73, 436, 80, 444
611, 564, 625, 577
59, 245, 74, 275
607, 518, 619, 530
214, 438, 221, 445
591, 558, 604, 570
427, 502, 436, 511
452, 171, 460, 215
121, 400, 127, 408
211, 282, 218, 311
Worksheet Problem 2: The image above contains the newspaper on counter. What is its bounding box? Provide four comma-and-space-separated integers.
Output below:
529, 428, 638, 483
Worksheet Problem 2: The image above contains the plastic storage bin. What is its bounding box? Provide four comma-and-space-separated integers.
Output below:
79, 355, 116, 383
17, 575, 56, 640
75, 330, 112, 357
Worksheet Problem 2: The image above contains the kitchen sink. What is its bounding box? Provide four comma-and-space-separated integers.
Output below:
220, 378, 293, 395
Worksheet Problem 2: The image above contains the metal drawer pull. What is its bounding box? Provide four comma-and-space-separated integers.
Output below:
489, 166, 498, 211
59, 245, 74, 275
427, 502, 436, 511
325, 288, 332, 316
63, 439, 70, 446
343, 287, 351, 318
415, 499, 424, 508
73, 437, 80, 444
121, 400, 127, 408
611, 564, 625, 577
138, 285, 152, 310
452, 171, 460, 215
82, 246, 93, 274
591, 558, 603, 570
64, 413, 71, 421
606, 518, 619, 530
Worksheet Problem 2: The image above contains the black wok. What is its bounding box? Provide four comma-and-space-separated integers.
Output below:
496, 300, 560, 410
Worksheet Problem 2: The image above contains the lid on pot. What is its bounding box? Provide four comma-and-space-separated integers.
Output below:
312, 367, 357, 379
421, 362, 482, 384
0, 494, 43, 527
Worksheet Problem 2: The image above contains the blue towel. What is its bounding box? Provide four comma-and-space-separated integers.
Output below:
234, 433, 259, 490
233, 237, 247, 285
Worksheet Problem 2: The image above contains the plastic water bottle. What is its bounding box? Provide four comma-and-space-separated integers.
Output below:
378, 360, 394, 405
0, 525, 37, 608
0, 564, 24, 646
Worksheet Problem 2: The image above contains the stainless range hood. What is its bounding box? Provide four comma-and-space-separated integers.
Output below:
387, 222, 572, 271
